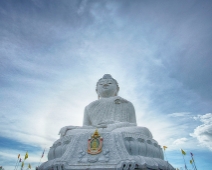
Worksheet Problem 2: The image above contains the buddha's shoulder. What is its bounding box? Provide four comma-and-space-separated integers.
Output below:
85, 96, 134, 109
85, 99, 100, 109
113, 96, 132, 104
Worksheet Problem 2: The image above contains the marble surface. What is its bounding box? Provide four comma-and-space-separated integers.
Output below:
39, 74, 175, 170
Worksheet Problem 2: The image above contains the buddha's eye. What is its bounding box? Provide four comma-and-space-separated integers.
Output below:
108, 83, 112, 84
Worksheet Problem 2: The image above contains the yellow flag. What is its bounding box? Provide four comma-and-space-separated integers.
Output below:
163, 146, 168, 150
25, 152, 28, 160
28, 164, 31, 169
21, 162, 24, 168
190, 160, 193, 164
181, 149, 186, 155
18, 154, 20, 159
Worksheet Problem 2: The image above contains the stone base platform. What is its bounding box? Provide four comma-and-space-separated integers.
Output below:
39, 127, 175, 170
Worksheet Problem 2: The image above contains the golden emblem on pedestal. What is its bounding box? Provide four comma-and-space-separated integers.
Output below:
87, 129, 103, 155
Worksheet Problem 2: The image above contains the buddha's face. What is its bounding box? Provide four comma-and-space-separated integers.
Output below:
96, 79, 118, 98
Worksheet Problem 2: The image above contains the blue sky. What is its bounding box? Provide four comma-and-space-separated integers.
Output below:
0, 0, 212, 169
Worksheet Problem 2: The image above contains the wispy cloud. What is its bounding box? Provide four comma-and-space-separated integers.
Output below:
0, 0, 212, 169
168, 112, 191, 117
190, 113, 212, 150
173, 138, 188, 145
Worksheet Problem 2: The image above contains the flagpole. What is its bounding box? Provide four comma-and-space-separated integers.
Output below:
164, 152, 169, 170
38, 157, 42, 166
180, 149, 188, 170
192, 158, 197, 170
38, 149, 46, 166
190, 160, 195, 170
15, 161, 20, 170
190, 153, 197, 170
15, 154, 21, 170
22, 151, 29, 170
15, 158, 22, 170
14, 158, 19, 170
191, 162, 195, 170
21, 159, 25, 170
20, 161, 24, 170
163, 146, 169, 170
164, 150, 167, 170
21, 162, 23, 170
183, 154, 188, 170
191, 160, 196, 170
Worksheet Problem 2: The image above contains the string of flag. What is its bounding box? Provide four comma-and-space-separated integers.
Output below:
13, 147, 198, 170
13, 149, 47, 170
38, 149, 46, 166
162, 146, 198, 170
21, 152, 29, 170
14, 154, 21, 170
13, 152, 30, 170
190, 152, 197, 170
181, 149, 188, 170
163, 146, 170, 170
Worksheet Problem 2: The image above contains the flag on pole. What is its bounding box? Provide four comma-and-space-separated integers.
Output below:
190, 152, 198, 170
163, 146, 168, 150
181, 149, 186, 155
28, 164, 31, 169
18, 154, 20, 159
41, 149, 45, 158
190, 160, 193, 164
21, 162, 24, 168
19, 158, 22, 162
24, 152, 28, 160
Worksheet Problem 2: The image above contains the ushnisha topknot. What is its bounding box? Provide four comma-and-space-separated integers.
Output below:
102, 74, 113, 79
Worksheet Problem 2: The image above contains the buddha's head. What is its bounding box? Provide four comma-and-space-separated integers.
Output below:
96, 74, 119, 99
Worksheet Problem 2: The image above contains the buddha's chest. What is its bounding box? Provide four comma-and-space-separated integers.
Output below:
87, 100, 130, 125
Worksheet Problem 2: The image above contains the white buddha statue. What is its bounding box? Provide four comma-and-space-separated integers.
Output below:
41, 74, 175, 170
59, 74, 151, 137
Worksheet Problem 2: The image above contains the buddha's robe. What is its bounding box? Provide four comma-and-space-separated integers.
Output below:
83, 96, 136, 126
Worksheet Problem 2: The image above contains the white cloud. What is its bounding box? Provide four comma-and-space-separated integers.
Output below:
190, 113, 212, 150
173, 138, 188, 145
1, 1, 212, 170
168, 112, 191, 117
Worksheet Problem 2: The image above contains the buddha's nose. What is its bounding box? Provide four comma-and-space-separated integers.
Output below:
103, 84, 108, 87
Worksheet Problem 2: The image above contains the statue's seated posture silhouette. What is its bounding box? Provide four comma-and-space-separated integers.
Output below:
40, 74, 175, 170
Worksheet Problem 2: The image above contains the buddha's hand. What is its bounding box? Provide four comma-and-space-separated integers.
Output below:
58, 126, 78, 137
94, 124, 107, 128
95, 121, 116, 128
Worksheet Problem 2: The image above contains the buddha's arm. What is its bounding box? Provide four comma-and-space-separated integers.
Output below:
83, 106, 92, 126
102, 122, 136, 132
59, 108, 91, 137
129, 102, 137, 124
59, 126, 80, 137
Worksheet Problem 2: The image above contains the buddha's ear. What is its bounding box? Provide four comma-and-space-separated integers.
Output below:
115, 87, 120, 96
96, 89, 100, 99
